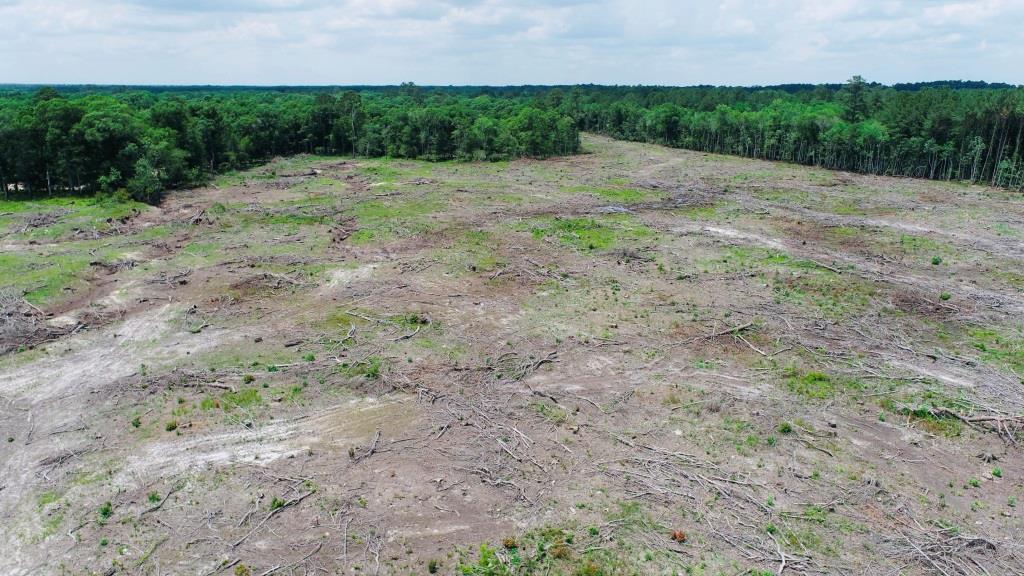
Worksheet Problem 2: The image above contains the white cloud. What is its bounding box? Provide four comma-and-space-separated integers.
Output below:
0, 0, 1020, 85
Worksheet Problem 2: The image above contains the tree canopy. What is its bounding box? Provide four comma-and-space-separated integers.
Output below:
1, 79, 1022, 203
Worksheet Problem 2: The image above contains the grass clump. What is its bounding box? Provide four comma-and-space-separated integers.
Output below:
97, 501, 113, 524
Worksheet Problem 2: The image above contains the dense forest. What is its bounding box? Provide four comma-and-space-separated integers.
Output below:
0, 84, 580, 203
1, 78, 1022, 203
573, 78, 1024, 190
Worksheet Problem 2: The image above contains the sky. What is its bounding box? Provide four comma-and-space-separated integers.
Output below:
0, 0, 1021, 86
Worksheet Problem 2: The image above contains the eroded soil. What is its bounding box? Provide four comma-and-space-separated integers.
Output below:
2, 135, 1024, 575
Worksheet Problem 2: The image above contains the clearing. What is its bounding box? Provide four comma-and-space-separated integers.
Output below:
2, 135, 1023, 575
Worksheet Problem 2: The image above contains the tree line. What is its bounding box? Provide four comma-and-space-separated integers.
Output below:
564, 78, 1024, 190
1, 78, 1022, 203
0, 85, 579, 202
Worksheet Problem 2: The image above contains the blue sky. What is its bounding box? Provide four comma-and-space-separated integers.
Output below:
1, 0, 1021, 86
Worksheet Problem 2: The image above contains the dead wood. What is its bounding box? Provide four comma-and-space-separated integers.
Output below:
231, 490, 315, 548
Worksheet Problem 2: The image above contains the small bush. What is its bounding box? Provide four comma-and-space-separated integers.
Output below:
98, 501, 113, 522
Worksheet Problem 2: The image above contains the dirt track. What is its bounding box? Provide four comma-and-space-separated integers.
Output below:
2, 135, 1023, 575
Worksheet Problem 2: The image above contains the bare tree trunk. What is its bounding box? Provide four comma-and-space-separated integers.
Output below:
46, 168, 52, 196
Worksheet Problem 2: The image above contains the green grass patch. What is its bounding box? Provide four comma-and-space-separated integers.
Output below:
457, 519, 649, 576
221, 388, 263, 410
526, 215, 655, 252
731, 170, 780, 184
37, 491, 60, 509
898, 234, 954, 256
969, 327, 1024, 373
0, 247, 116, 305
321, 308, 368, 332
340, 356, 383, 379
35, 510, 65, 542
258, 212, 326, 227
877, 389, 971, 437
827, 226, 861, 240
993, 270, 1024, 289
1, 197, 145, 240
439, 229, 504, 274
753, 188, 810, 204
182, 241, 219, 258
780, 367, 862, 399
347, 196, 444, 244
698, 247, 838, 276
993, 223, 1020, 237
562, 185, 654, 204
673, 203, 720, 219
533, 402, 569, 425
357, 158, 439, 182
351, 197, 441, 220
213, 171, 246, 187
828, 198, 867, 216
195, 347, 295, 372
772, 271, 874, 319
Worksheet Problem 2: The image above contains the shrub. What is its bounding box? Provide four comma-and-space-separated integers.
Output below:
98, 501, 113, 522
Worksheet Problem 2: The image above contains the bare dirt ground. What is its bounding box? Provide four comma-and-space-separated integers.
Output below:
2, 134, 1024, 575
